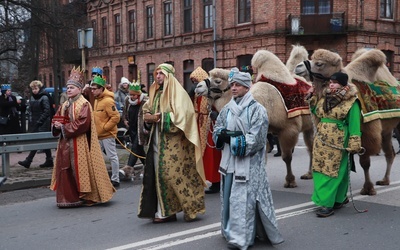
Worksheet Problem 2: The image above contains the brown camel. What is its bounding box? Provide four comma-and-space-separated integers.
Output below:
306, 48, 400, 195
195, 49, 314, 188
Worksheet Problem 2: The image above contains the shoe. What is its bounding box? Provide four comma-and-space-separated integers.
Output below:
274, 151, 281, 157
316, 207, 334, 217
184, 214, 197, 222
39, 160, 53, 168
205, 182, 220, 194
18, 159, 32, 169
333, 197, 349, 209
152, 214, 177, 224
111, 181, 120, 187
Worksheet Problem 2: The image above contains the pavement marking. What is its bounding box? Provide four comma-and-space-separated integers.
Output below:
107, 181, 400, 250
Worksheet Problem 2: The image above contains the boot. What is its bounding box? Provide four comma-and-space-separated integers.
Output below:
18, 159, 32, 169
39, 159, 54, 168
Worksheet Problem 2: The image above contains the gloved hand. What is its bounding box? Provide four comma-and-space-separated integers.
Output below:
210, 111, 219, 121
218, 129, 231, 144
346, 135, 362, 154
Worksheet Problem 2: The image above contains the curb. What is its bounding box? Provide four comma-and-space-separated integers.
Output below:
0, 178, 51, 192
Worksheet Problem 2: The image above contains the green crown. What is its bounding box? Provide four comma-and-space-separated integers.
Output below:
129, 82, 141, 92
92, 75, 106, 87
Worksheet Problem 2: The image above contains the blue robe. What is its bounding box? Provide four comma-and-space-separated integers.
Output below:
213, 93, 284, 249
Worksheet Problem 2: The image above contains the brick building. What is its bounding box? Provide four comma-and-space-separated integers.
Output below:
39, 0, 400, 92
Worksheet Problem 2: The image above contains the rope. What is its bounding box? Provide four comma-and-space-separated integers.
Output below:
111, 131, 146, 159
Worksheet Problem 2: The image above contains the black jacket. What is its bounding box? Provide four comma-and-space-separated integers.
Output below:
28, 88, 51, 132
0, 93, 21, 134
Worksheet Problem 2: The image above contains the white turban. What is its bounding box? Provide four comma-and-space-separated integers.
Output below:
228, 67, 252, 88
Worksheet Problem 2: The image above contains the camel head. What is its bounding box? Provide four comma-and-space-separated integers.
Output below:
252, 50, 296, 84
194, 68, 232, 110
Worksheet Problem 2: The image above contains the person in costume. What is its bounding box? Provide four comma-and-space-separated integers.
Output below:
18, 80, 54, 168
0, 84, 22, 135
91, 75, 121, 187
50, 66, 115, 208
213, 67, 284, 249
307, 71, 362, 217
190, 67, 221, 194
120, 82, 148, 180
138, 63, 206, 223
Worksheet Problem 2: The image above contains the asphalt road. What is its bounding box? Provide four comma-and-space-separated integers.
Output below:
1, 138, 399, 250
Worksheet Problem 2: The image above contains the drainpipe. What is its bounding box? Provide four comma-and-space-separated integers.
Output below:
213, 0, 217, 68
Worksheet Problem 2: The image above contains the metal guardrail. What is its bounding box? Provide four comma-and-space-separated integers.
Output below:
0, 132, 58, 176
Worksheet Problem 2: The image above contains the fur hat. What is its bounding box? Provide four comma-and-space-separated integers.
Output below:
121, 77, 130, 85
129, 82, 142, 95
228, 67, 252, 88
91, 75, 106, 88
330, 72, 348, 86
67, 66, 85, 89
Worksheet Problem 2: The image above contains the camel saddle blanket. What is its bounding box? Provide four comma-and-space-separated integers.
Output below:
259, 75, 311, 118
352, 79, 400, 123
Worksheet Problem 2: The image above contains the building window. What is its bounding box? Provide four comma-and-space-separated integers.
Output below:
164, 2, 173, 36
183, 60, 194, 93
380, 0, 393, 19
238, 0, 251, 24
116, 65, 123, 84
183, 0, 192, 33
203, 0, 213, 29
202, 58, 214, 73
128, 10, 136, 42
383, 50, 394, 72
103, 67, 110, 84
146, 6, 154, 39
237, 55, 253, 74
101, 17, 107, 46
91, 20, 97, 47
302, 0, 331, 15
114, 14, 121, 44
49, 73, 53, 87
147, 63, 155, 88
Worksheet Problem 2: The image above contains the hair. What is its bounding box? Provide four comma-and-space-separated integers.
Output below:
29, 80, 43, 89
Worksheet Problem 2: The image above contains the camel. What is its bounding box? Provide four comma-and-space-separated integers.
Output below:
195, 49, 314, 188
286, 44, 309, 74
305, 48, 400, 195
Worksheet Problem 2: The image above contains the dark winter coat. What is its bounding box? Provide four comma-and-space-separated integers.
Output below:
0, 93, 21, 134
28, 88, 51, 132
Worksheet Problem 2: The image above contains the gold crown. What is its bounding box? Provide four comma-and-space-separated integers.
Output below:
67, 66, 85, 88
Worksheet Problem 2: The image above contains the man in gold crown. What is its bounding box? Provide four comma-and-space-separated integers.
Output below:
50, 66, 115, 208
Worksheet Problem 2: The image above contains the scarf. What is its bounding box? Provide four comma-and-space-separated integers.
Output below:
323, 86, 350, 113
219, 91, 254, 182
128, 93, 145, 106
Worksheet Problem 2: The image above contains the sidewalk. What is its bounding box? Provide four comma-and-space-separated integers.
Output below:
0, 146, 132, 192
